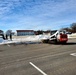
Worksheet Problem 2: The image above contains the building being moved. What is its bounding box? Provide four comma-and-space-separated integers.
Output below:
16, 30, 35, 36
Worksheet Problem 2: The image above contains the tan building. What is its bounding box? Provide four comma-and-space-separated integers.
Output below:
16, 30, 35, 36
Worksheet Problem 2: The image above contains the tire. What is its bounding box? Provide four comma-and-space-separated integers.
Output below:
42, 39, 49, 43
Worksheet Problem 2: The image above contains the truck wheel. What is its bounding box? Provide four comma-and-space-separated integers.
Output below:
48, 40, 57, 44
42, 39, 49, 43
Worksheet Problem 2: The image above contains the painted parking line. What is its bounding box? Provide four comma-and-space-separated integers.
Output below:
29, 62, 47, 75
70, 53, 76, 56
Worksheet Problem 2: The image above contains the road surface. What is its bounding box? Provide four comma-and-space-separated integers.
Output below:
0, 39, 76, 75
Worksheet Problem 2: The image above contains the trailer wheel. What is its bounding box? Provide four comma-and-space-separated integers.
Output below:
42, 39, 49, 43
48, 39, 57, 44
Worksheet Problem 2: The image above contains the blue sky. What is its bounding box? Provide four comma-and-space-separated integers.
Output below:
0, 0, 76, 32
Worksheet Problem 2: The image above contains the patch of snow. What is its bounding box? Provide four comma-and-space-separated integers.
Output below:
68, 33, 76, 38
0, 38, 4, 43
0, 35, 50, 45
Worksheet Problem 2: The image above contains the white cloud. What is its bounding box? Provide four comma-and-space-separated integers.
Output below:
0, 0, 76, 31
0, 0, 21, 15
32, 0, 76, 18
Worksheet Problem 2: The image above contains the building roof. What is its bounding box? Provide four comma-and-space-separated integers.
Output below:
16, 30, 34, 32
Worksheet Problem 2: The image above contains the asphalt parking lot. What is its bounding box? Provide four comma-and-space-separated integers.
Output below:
0, 39, 76, 75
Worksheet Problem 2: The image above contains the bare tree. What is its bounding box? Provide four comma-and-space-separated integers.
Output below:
70, 23, 76, 33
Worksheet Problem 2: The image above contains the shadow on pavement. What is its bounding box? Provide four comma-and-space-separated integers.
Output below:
49, 42, 76, 45
55, 42, 76, 45
64, 42, 76, 45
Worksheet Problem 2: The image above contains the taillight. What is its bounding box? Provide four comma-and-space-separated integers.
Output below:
59, 34, 68, 42
60, 34, 67, 38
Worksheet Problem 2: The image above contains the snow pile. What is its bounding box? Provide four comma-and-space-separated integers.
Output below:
68, 33, 76, 38
0, 35, 50, 45
71, 33, 76, 36
0, 39, 17, 45
25, 35, 50, 41
13, 35, 50, 42
0, 38, 4, 43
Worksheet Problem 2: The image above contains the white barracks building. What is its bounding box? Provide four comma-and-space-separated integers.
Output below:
16, 30, 35, 36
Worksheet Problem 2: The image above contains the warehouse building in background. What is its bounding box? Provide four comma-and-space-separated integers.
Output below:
16, 30, 35, 36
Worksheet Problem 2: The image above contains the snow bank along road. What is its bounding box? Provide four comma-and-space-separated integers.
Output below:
0, 39, 76, 75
